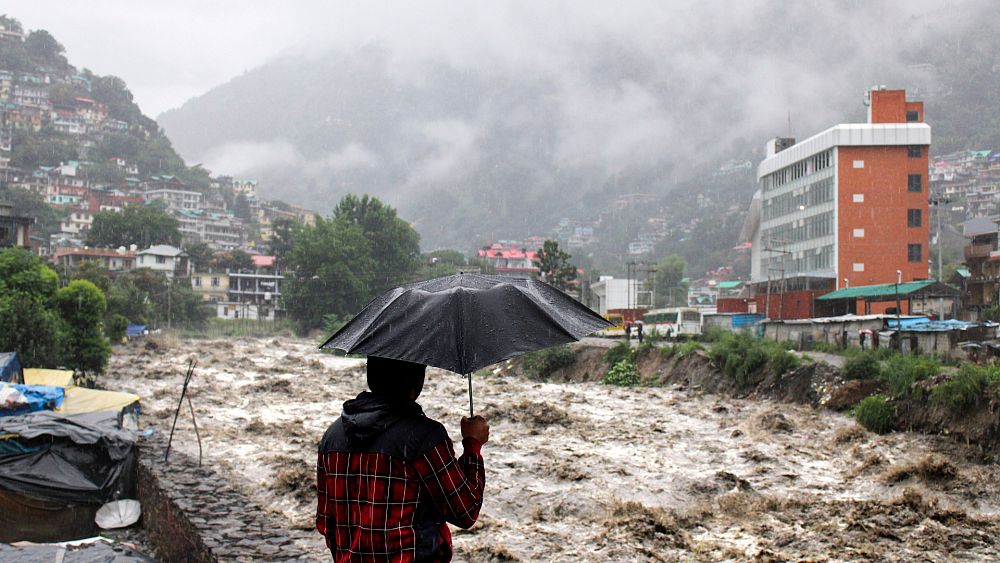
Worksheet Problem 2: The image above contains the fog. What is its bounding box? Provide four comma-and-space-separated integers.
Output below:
15, 1, 992, 245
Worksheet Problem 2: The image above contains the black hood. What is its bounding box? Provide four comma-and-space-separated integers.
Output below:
341, 391, 423, 446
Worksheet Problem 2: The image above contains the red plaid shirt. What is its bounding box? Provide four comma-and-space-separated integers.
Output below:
317, 436, 485, 562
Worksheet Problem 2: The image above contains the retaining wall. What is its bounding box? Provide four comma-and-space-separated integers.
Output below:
137, 436, 308, 562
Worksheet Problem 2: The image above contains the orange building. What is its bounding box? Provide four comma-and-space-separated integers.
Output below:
743, 88, 930, 318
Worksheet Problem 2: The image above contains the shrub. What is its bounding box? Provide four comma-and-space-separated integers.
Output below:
604, 341, 633, 367
522, 345, 577, 380
708, 333, 766, 387
842, 352, 881, 380
879, 354, 940, 397
674, 340, 705, 360
853, 394, 893, 434
700, 327, 728, 343
931, 365, 989, 410
106, 313, 129, 342
766, 346, 800, 376
603, 358, 640, 386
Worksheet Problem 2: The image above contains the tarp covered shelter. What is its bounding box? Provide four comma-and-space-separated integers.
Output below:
24, 368, 74, 387
0, 352, 23, 383
0, 383, 65, 416
0, 411, 137, 543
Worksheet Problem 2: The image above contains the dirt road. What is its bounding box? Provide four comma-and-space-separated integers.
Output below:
106, 336, 1000, 561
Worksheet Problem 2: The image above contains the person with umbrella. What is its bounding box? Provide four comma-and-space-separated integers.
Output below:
317, 355, 488, 562
317, 274, 611, 561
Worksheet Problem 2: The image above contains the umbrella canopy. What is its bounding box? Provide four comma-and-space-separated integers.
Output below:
320, 273, 612, 375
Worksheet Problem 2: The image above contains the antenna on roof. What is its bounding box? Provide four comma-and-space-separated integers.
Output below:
787, 111, 791, 137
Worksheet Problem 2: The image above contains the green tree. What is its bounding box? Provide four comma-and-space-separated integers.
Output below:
218, 249, 254, 272
269, 217, 302, 260
183, 241, 215, 272
55, 280, 111, 378
0, 249, 65, 368
87, 205, 181, 249
233, 193, 253, 221
534, 240, 577, 291
653, 255, 687, 307
333, 194, 420, 292
283, 215, 377, 332
25, 29, 68, 69
417, 249, 467, 279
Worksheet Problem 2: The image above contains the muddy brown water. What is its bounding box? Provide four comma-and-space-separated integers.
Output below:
105, 337, 1000, 562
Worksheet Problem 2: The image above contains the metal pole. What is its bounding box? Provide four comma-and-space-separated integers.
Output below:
467, 373, 474, 417
165, 358, 197, 463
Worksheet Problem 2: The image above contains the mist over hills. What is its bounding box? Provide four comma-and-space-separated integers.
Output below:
159, 0, 996, 256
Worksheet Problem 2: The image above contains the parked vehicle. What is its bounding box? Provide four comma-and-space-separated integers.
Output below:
642, 307, 703, 338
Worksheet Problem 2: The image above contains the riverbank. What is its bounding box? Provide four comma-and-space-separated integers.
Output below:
104, 336, 1000, 561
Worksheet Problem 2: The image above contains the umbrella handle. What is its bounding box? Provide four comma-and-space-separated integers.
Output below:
467, 372, 474, 417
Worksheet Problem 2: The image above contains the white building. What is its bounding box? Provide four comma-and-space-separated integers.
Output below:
590, 276, 642, 314
144, 188, 203, 211
136, 245, 190, 278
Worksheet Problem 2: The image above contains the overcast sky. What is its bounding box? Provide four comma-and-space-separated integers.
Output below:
11, 1, 619, 117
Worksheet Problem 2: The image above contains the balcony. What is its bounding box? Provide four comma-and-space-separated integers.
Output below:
965, 243, 994, 260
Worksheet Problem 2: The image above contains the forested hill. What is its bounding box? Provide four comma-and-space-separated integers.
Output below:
0, 16, 209, 190
157, 2, 999, 258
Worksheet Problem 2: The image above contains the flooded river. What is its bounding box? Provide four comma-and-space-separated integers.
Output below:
105, 336, 1000, 561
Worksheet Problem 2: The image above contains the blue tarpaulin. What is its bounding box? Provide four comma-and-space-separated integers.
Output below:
0, 384, 65, 417
886, 318, 976, 331
0, 353, 21, 383
126, 324, 147, 338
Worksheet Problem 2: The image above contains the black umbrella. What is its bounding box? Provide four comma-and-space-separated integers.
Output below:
320, 273, 612, 415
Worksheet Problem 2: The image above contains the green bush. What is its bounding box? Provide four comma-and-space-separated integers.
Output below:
931, 365, 990, 410
700, 327, 728, 343
674, 340, 705, 360
842, 352, 881, 380
879, 354, 940, 397
708, 333, 795, 386
522, 345, 577, 380
853, 394, 893, 434
766, 346, 800, 376
106, 313, 129, 342
604, 341, 633, 367
603, 358, 640, 386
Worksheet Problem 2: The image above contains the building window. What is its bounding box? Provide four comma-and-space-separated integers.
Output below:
907, 209, 922, 227
193, 277, 202, 287
156, 256, 166, 264
211, 277, 219, 287
853, 160, 864, 169
853, 194, 864, 203
908, 243, 922, 262
907, 145, 922, 158
853, 228, 865, 238
853, 263, 865, 272
906, 110, 919, 122
908, 174, 922, 192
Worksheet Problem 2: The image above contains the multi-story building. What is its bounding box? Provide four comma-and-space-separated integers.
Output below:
51, 247, 136, 271
144, 188, 203, 211
223, 255, 283, 320
743, 88, 930, 318
190, 271, 230, 303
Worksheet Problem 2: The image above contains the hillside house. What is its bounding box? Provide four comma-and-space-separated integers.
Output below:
136, 245, 190, 279
52, 247, 135, 271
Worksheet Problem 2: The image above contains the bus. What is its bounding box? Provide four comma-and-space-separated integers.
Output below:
642, 307, 703, 338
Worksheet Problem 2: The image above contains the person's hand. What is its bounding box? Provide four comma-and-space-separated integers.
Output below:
461, 415, 490, 444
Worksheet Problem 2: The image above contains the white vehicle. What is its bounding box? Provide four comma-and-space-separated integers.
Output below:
642, 307, 702, 338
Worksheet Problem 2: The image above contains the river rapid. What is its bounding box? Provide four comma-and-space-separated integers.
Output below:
105, 336, 1000, 562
